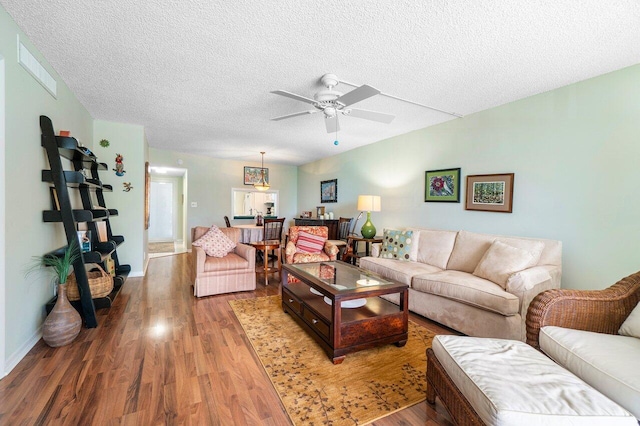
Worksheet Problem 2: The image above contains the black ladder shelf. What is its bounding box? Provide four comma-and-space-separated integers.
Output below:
40, 115, 130, 327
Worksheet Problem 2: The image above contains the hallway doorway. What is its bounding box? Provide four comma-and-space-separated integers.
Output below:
148, 167, 187, 258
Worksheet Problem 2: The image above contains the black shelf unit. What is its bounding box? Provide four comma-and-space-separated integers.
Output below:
40, 115, 130, 327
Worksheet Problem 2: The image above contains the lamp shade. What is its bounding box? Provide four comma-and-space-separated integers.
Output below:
357, 195, 381, 212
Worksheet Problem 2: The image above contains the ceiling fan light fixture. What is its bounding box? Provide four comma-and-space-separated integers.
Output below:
254, 151, 270, 191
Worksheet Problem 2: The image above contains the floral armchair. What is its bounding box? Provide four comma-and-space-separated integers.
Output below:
284, 226, 340, 264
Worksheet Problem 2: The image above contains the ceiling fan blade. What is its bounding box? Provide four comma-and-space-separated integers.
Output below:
346, 108, 395, 124
271, 90, 317, 105
335, 84, 380, 107
271, 110, 318, 121
325, 115, 340, 133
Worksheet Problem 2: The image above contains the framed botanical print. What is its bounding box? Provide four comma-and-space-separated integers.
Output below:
425, 168, 461, 202
320, 179, 338, 203
465, 173, 514, 213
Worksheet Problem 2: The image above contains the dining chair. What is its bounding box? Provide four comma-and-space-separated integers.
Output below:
224, 215, 231, 227
263, 217, 285, 263
327, 217, 352, 260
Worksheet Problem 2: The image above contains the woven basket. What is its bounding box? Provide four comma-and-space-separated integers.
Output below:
66, 264, 113, 301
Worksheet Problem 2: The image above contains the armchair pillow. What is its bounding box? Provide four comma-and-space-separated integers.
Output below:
619, 301, 640, 338
296, 231, 326, 254
473, 240, 541, 288
192, 225, 236, 257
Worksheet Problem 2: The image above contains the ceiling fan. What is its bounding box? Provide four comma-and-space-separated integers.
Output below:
270, 73, 395, 133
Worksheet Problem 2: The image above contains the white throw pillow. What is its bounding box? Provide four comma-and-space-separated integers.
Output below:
192, 225, 236, 257
473, 240, 539, 288
619, 301, 640, 338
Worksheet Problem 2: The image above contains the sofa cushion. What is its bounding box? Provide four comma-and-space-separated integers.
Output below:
358, 257, 441, 286
619, 301, 640, 338
433, 335, 636, 426
496, 236, 545, 265
203, 252, 250, 272
446, 230, 495, 273
540, 326, 640, 419
379, 229, 413, 261
413, 229, 457, 269
473, 240, 541, 288
192, 225, 237, 257
413, 270, 519, 315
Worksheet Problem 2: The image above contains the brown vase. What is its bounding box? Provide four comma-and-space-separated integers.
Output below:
42, 284, 82, 347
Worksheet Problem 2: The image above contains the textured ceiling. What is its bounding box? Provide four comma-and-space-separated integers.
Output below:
3, 1, 639, 165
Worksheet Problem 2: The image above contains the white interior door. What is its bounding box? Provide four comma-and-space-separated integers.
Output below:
149, 180, 176, 241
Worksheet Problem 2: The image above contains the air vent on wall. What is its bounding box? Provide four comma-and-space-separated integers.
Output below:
17, 35, 56, 98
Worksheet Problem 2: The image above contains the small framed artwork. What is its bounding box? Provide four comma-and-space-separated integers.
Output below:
465, 173, 514, 213
425, 168, 461, 202
244, 166, 268, 185
320, 179, 338, 203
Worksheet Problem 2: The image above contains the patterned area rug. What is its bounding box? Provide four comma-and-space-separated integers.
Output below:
229, 296, 435, 426
148, 242, 175, 253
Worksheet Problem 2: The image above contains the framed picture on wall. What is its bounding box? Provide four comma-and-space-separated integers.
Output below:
244, 166, 269, 185
320, 179, 338, 203
425, 168, 461, 202
465, 173, 514, 213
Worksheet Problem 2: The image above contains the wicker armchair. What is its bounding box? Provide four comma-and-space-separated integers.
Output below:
526, 270, 640, 349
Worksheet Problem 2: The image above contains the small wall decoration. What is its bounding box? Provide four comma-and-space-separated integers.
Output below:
244, 166, 268, 185
114, 153, 126, 176
123, 182, 133, 192
465, 173, 514, 213
320, 179, 338, 203
425, 168, 461, 202
99, 139, 110, 148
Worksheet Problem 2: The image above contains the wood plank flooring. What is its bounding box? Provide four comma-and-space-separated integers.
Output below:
0, 254, 456, 425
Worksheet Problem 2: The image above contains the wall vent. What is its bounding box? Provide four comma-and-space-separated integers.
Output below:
17, 36, 56, 98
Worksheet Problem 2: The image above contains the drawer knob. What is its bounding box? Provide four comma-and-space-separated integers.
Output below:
312, 319, 318, 324
288, 299, 294, 303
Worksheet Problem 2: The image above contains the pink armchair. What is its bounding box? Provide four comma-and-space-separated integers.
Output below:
190, 226, 256, 297
284, 226, 339, 264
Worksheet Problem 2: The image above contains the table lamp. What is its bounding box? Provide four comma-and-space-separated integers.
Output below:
357, 195, 381, 239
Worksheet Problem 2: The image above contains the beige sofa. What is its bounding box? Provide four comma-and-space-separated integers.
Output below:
359, 229, 562, 341
190, 226, 256, 297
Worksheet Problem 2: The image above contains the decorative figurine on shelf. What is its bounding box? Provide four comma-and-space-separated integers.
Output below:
123, 182, 133, 192
256, 212, 263, 226
113, 153, 126, 176
99, 139, 110, 148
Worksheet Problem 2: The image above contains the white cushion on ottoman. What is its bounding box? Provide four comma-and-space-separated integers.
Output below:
540, 326, 640, 419
432, 335, 636, 425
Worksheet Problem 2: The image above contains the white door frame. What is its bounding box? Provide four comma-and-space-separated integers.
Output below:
1, 55, 7, 377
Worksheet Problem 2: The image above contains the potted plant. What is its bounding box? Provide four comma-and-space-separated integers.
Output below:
31, 242, 83, 347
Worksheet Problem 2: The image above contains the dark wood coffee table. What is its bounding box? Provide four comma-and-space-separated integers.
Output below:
281, 261, 408, 364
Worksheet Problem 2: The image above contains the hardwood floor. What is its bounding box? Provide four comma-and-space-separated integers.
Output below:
0, 254, 456, 425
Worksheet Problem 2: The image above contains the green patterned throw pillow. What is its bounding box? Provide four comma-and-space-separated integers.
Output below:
379, 229, 414, 261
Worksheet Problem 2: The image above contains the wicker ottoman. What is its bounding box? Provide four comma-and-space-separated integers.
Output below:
426, 335, 636, 426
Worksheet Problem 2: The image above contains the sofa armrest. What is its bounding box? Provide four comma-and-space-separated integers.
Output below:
324, 241, 339, 261
234, 243, 256, 269
192, 245, 206, 274
525, 270, 640, 349
285, 241, 297, 264
371, 243, 382, 258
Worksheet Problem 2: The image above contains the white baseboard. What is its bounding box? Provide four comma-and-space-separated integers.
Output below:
129, 269, 145, 278
4, 326, 42, 378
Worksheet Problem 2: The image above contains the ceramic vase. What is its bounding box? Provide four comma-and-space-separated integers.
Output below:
360, 212, 377, 239
42, 284, 82, 347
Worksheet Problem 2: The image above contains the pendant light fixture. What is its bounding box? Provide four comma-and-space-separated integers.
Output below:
254, 151, 270, 191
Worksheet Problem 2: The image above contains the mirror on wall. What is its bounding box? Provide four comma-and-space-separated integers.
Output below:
232, 188, 278, 218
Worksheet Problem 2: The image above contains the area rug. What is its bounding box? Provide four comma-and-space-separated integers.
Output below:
229, 295, 435, 426
148, 242, 175, 253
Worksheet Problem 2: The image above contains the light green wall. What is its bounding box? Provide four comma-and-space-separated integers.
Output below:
1, 6, 94, 369
93, 120, 147, 276
299, 64, 640, 290
149, 148, 298, 239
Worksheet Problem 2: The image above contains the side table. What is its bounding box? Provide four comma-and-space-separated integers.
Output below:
342, 236, 383, 265
250, 240, 281, 285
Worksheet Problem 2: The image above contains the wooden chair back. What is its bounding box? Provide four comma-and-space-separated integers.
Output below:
337, 217, 352, 240
224, 216, 231, 227
264, 217, 285, 242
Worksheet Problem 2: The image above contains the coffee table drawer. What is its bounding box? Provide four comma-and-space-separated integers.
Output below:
282, 289, 302, 315
303, 308, 330, 339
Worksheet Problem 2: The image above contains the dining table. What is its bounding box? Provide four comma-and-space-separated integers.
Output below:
233, 224, 264, 244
